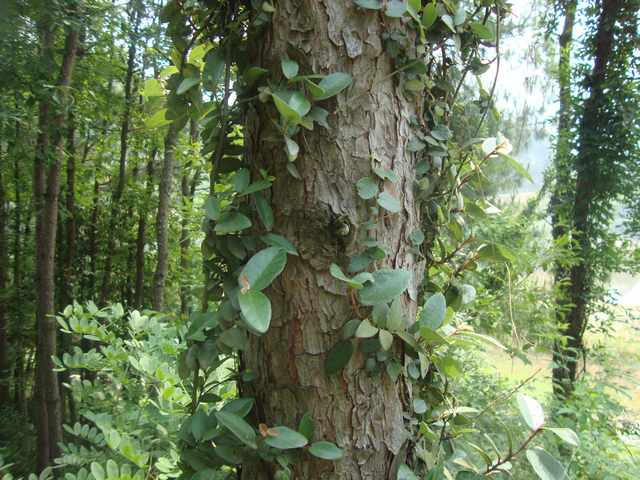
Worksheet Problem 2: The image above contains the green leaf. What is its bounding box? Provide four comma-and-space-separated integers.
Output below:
470, 21, 495, 41
255, 193, 274, 231
441, 14, 456, 33
261, 234, 299, 256
177, 77, 200, 95
222, 398, 255, 418
91, 463, 105, 480
325, 340, 353, 375
526, 447, 567, 480
419, 293, 446, 330
204, 196, 221, 221
105, 460, 118, 479
264, 427, 308, 449
309, 441, 344, 460
203, 49, 225, 90
358, 269, 410, 306
330, 263, 373, 289
499, 153, 533, 182
413, 398, 427, 414
215, 212, 252, 234
398, 464, 419, 480
354, 0, 383, 9
298, 412, 314, 440
517, 394, 545, 431
431, 124, 451, 141
234, 168, 251, 193
285, 137, 299, 161
422, 3, 438, 29
281, 57, 299, 79
377, 192, 401, 213
272, 91, 311, 124
387, 297, 405, 331
219, 327, 248, 351
546, 427, 579, 447
141, 78, 163, 97
372, 167, 398, 182
409, 228, 425, 246
307, 106, 330, 129
356, 177, 379, 200
239, 290, 272, 334
386, 0, 407, 17
379, 330, 394, 350
313, 73, 352, 100
239, 247, 288, 291
355, 319, 379, 338
145, 109, 172, 129
215, 411, 257, 449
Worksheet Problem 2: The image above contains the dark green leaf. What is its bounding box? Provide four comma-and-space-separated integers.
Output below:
204, 196, 221, 221
261, 234, 299, 256
215, 411, 257, 449
470, 21, 494, 41
239, 247, 288, 291
298, 412, 314, 441
324, 340, 353, 375
255, 193, 274, 231
215, 212, 252, 234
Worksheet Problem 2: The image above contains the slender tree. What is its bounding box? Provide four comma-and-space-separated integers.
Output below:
33, 12, 80, 469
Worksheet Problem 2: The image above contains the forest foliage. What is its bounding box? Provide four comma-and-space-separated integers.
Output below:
0, 0, 639, 479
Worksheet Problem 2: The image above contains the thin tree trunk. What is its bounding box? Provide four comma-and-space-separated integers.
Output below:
99, 2, 141, 305
152, 124, 179, 311
34, 21, 79, 471
241, 3, 423, 477
13, 143, 25, 413
0, 155, 9, 405
134, 151, 156, 308
553, 0, 623, 398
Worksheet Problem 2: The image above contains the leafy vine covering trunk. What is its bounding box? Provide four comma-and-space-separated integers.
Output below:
241, 2, 424, 477
552, 0, 627, 397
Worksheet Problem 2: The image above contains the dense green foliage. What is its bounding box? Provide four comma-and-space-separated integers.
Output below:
0, 0, 639, 479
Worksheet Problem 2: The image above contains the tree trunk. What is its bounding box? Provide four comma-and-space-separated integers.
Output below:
99, 2, 141, 305
13, 141, 25, 413
552, 0, 623, 398
134, 151, 156, 308
33, 21, 79, 471
550, 0, 577, 398
0, 159, 9, 405
241, 3, 423, 477
152, 124, 179, 311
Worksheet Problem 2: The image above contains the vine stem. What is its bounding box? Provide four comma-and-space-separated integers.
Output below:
484, 427, 542, 474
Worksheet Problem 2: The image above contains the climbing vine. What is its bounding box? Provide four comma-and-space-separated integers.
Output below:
150, 1, 578, 478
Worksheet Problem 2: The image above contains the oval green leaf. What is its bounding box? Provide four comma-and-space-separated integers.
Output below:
239, 290, 272, 334
239, 247, 287, 291
309, 441, 344, 460
215, 411, 257, 449
264, 426, 308, 449
358, 268, 410, 306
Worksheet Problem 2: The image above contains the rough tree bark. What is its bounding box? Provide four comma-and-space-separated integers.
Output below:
152, 124, 179, 311
552, 0, 623, 398
241, 3, 423, 478
33, 20, 79, 470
